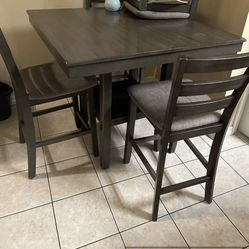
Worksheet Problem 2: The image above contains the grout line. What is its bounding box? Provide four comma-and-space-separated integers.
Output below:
51, 186, 102, 203
37, 115, 62, 249
84, 140, 127, 249
115, 124, 147, 175
0, 202, 52, 220
44, 155, 62, 249
0, 164, 45, 179
168, 214, 191, 249
200, 134, 249, 153
0, 140, 20, 147
142, 166, 191, 248
168, 200, 205, 216
214, 199, 249, 245
45, 153, 90, 167
75, 232, 120, 249
221, 143, 248, 153
98, 173, 146, 188
220, 154, 249, 184
213, 183, 249, 200
200, 135, 212, 148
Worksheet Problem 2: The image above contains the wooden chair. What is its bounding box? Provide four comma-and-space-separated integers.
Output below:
124, 53, 249, 221
0, 29, 99, 179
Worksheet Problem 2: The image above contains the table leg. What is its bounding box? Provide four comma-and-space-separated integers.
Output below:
79, 93, 89, 125
99, 73, 112, 169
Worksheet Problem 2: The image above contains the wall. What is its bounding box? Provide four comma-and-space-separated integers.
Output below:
0, 0, 84, 84
1, 0, 249, 84
197, 0, 249, 36
237, 13, 249, 136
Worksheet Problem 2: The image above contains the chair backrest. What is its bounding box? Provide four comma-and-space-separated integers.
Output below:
163, 53, 249, 139
0, 29, 27, 103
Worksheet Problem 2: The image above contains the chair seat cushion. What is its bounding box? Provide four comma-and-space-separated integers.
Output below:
128, 81, 221, 131
20, 62, 97, 105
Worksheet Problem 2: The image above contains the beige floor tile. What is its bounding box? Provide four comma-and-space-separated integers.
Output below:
134, 141, 182, 172
47, 156, 100, 201
103, 175, 167, 231
149, 164, 204, 213
117, 118, 154, 139
91, 147, 144, 186
81, 234, 125, 249
122, 215, 187, 248
221, 145, 249, 182
0, 142, 45, 176
83, 125, 125, 154
43, 137, 88, 164
0, 204, 59, 249
175, 137, 210, 162
215, 185, 249, 241
35, 99, 69, 111
202, 133, 246, 151
54, 189, 118, 249
172, 202, 248, 248
185, 157, 247, 196
38, 109, 76, 137
0, 167, 50, 217
0, 118, 40, 145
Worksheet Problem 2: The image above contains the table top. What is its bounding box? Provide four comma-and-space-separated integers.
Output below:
28, 8, 244, 73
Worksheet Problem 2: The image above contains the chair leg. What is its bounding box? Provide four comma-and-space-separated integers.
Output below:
205, 131, 224, 203
22, 109, 36, 179
88, 88, 99, 157
72, 96, 81, 129
153, 128, 160, 152
124, 100, 137, 164
152, 138, 168, 221
15, 104, 25, 144
18, 120, 25, 143
168, 142, 177, 153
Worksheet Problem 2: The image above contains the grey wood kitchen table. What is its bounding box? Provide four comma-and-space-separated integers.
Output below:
27, 8, 245, 169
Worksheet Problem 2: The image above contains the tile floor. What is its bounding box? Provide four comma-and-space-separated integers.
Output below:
0, 101, 249, 249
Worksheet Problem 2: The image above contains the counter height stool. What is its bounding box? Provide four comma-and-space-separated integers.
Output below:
124, 53, 249, 221
0, 29, 99, 179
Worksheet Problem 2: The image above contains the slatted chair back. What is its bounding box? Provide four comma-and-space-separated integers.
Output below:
162, 54, 249, 139
0, 29, 28, 104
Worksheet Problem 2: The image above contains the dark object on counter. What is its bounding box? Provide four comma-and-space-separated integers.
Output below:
127, 0, 199, 16
0, 82, 13, 121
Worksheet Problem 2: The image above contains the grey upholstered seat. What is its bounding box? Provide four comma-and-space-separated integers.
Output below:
21, 62, 97, 105
128, 81, 221, 131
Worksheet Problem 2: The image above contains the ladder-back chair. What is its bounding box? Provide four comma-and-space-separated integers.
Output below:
124, 53, 249, 221
0, 29, 99, 179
